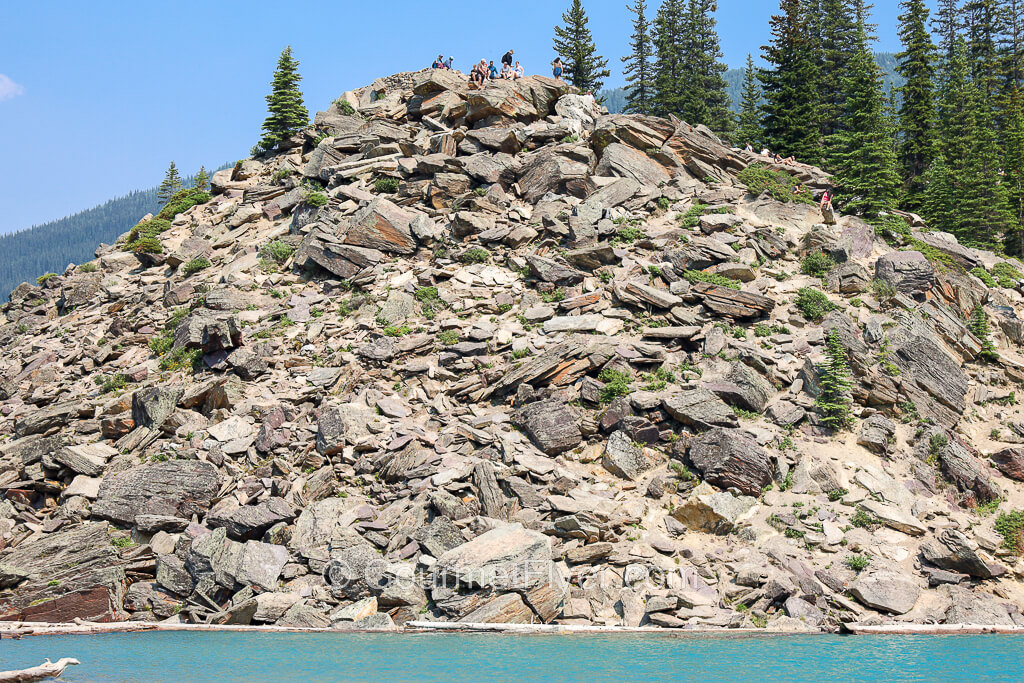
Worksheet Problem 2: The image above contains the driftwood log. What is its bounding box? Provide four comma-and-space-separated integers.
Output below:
0, 658, 80, 682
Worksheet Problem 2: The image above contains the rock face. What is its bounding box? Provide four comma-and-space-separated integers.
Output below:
1, 67, 1023, 634
92, 461, 220, 526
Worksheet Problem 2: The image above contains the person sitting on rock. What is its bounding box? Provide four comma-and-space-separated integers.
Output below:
745, 142, 754, 153
432, 55, 444, 69
552, 58, 564, 81
820, 187, 834, 212
470, 60, 487, 85
502, 50, 515, 69
500, 62, 513, 79
514, 61, 524, 79
488, 60, 499, 80
761, 147, 770, 156
444, 56, 454, 70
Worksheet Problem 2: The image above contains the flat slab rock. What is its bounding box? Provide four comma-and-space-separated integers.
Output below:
437, 523, 552, 591
92, 460, 220, 526
512, 398, 582, 455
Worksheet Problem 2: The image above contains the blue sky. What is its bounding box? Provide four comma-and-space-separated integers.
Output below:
1, 0, 934, 234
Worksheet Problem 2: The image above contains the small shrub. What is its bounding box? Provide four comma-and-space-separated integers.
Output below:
130, 237, 163, 255
929, 431, 948, 457
540, 288, 566, 303
374, 177, 400, 193
657, 197, 671, 210
827, 488, 848, 502
995, 510, 1024, 554
437, 330, 459, 346
869, 215, 912, 244
736, 164, 813, 204
850, 508, 878, 528
182, 257, 211, 275
968, 305, 1000, 362
273, 168, 295, 181
100, 373, 130, 394
460, 248, 490, 264
157, 188, 211, 221
36, 273, 57, 285
815, 329, 854, 431
305, 192, 329, 208
971, 267, 997, 288
683, 269, 742, 290
991, 262, 1022, 288
159, 347, 203, 372
560, 134, 580, 143
846, 554, 871, 572
78, 263, 98, 273
754, 323, 772, 338
261, 240, 295, 264
598, 368, 633, 403
511, 348, 532, 360
125, 218, 172, 252
878, 336, 901, 376
680, 203, 707, 228
870, 278, 896, 303
383, 325, 412, 337
611, 226, 646, 245
801, 251, 835, 277
795, 287, 837, 321
336, 99, 356, 115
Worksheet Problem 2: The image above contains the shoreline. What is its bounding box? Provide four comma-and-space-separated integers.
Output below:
3, 620, 1024, 639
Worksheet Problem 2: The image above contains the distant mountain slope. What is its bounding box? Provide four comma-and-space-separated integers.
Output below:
1, 165, 231, 298
602, 52, 901, 115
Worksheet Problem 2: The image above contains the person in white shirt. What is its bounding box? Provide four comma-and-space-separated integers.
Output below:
513, 61, 524, 79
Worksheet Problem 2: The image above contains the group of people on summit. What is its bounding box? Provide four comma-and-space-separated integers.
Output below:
430, 51, 568, 86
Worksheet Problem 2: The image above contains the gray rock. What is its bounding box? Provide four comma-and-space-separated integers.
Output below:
662, 389, 738, 430
857, 414, 896, 454
672, 484, 757, 535
875, 251, 935, 296
207, 498, 296, 541
437, 523, 552, 591
132, 385, 185, 431
920, 529, 1006, 579
92, 460, 220, 526
602, 430, 655, 481
513, 398, 582, 455
344, 198, 418, 254
687, 428, 773, 496
849, 572, 920, 615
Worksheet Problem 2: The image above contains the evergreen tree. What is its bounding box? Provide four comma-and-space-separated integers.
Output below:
895, 0, 939, 209
1000, 0, 1024, 93
194, 165, 210, 192
652, 0, 687, 116
622, 0, 655, 114
678, 0, 734, 135
260, 46, 309, 150
157, 161, 183, 206
553, 0, 611, 92
736, 54, 764, 147
815, 330, 854, 432
826, 6, 900, 217
964, 0, 1004, 100
1004, 85, 1024, 254
923, 152, 959, 231
968, 305, 1000, 361
816, 0, 860, 147
933, 0, 963, 61
759, 0, 820, 161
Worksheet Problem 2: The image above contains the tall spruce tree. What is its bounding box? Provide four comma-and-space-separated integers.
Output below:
1001, 0, 1024, 93
815, 329, 854, 432
1004, 85, 1024, 253
157, 162, 183, 205
736, 54, 764, 147
194, 165, 210, 193
652, 0, 687, 116
933, 0, 963, 61
826, 4, 900, 217
759, 0, 820, 161
553, 0, 611, 92
896, 0, 938, 209
622, 0, 655, 114
964, 0, 1005, 101
677, 0, 734, 135
260, 46, 309, 150
816, 0, 860, 148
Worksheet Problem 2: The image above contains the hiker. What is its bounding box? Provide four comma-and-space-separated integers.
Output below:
488, 60, 499, 80
744, 142, 754, 153
470, 60, 487, 85
444, 56, 454, 70
502, 49, 515, 68
760, 147, 771, 157
820, 187, 834, 213
552, 58, 564, 81
432, 55, 444, 69
513, 61, 524, 79
500, 62, 513, 79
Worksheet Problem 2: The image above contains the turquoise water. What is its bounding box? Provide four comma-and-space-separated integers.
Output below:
1, 631, 1022, 682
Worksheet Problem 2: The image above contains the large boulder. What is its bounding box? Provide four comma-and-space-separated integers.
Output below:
687, 428, 773, 496
512, 398, 582, 455
875, 251, 935, 296
92, 460, 220, 527
919, 529, 1006, 579
849, 572, 921, 615
131, 385, 184, 431
437, 524, 552, 591
887, 316, 968, 427
662, 388, 738, 430
672, 484, 757, 535
991, 447, 1024, 481
602, 430, 655, 481
343, 198, 418, 254
594, 143, 670, 188
206, 498, 296, 542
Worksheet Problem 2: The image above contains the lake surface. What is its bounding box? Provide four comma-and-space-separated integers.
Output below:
2, 631, 1022, 682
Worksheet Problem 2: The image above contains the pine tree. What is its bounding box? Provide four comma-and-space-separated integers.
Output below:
896, 0, 938, 209
260, 46, 309, 150
759, 0, 821, 161
553, 0, 611, 92
157, 162, 183, 206
1004, 85, 1024, 254
923, 152, 959, 231
677, 0, 734, 135
194, 166, 210, 193
736, 54, 764, 147
815, 329, 854, 432
622, 0, 655, 114
816, 0, 860, 147
968, 305, 1000, 361
933, 0, 963, 62
964, 0, 1004, 102
1001, 0, 1024, 93
826, 5, 900, 217
652, 0, 687, 116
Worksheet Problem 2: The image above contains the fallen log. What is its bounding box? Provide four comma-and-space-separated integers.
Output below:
0, 658, 80, 682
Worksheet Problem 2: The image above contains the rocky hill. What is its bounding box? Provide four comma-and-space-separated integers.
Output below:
2, 68, 1024, 633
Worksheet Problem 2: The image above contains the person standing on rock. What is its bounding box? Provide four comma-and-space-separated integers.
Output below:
552, 58, 564, 81
502, 49, 515, 69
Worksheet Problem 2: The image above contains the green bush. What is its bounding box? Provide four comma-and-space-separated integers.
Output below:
611, 226, 646, 245
801, 251, 835, 277
157, 188, 211, 221
99, 373, 129, 394
754, 323, 772, 338
36, 273, 57, 285
437, 330, 459, 346
657, 197, 671, 210
850, 508, 878, 528
127, 218, 172, 244
374, 177, 400, 194
992, 262, 1022, 288
383, 325, 412, 337
846, 554, 871, 572
78, 263, 98, 273
130, 237, 163, 254
598, 368, 633, 403
968, 305, 1000, 362
182, 257, 211, 275
336, 99, 356, 115
159, 346, 203, 372
680, 203, 707, 228
971, 267, 997, 288
305, 192, 329, 208
261, 240, 295, 264
795, 287, 836, 321
815, 329, 854, 431
736, 164, 814, 204
869, 215, 912, 244
460, 248, 490, 264
827, 488, 848, 501
995, 510, 1024, 554
683, 269, 741, 290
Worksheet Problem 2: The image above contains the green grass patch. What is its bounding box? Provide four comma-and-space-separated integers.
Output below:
736, 164, 814, 204
683, 269, 741, 290
182, 257, 211, 275
157, 188, 211, 221
598, 368, 633, 403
